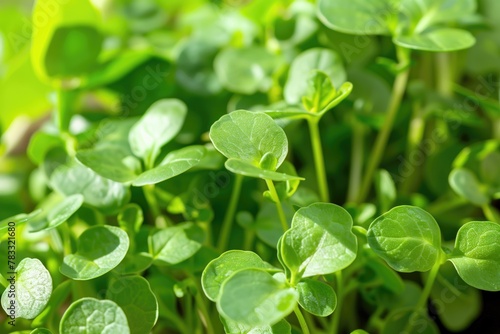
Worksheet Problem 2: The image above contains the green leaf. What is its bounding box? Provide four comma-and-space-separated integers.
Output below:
50, 161, 131, 214
31, 329, 52, 334
393, 28, 476, 52
221, 316, 292, 334
367, 206, 442, 272
32, 280, 72, 329
106, 276, 158, 334
133, 146, 206, 186
217, 269, 298, 326
280, 203, 357, 280
225, 159, 304, 181
1, 258, 52, 319
382, 308, 439, 334
296, 279, 336, 317
449, 221, 500, 291
400, 0, 476, 33
284, 48, 346, 105
301, 71, 353, 114
148, 222, 204, 265
31, 0, 103, 80
30, 194, 84, 232
429, 262, 481, 332
0, 210, 42, 236
317, 0, 397, 35
449, 168, 489, 205
28, 132, 64, 165
202, 250, 278, 302
375, 169, 396, 213
118, 204, 143, 236
60, 298, 129, 334
214, 46, 280, 95
60, 225, 129, 280
76, 147, 140, 183
129, 99, 187, 167
481, 151, 500, 186
210, 110, 289, 168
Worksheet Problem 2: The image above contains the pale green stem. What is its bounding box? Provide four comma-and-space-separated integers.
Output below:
143, 184, 168, 228
308, 118, 330, 202
294, 307, 311, 334
194, 287, 215, 334
482, 204, 500, 223
0, 273, 8, 288
358, 65, 410, 203
217, 174, 243, 252
330, 271, 343, 334
347, 117, 364, 203
265, 179, 289, 232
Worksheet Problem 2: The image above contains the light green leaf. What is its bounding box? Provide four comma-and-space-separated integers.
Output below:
449, 221, 500, 291
225, 159, 304, 181
296, 279, 336, 317
221, 316, 292, 334
60, 225, 129, 280
118, 204, 143, 236
30, 194, 84, 232
202, 250, 278, 302
317, 0, 397, 35
217, 269, 298, 326
280, 203, 357, 280
31, 0, 103, 80
133, 146, 206, 186
28, 132, 64, 165
214, 46, 280, 95
106, 276, 158, 334
31, 329, 52, 334
148, 222, 204, 265
393, 28, 476, 52
60, 298, 129, 334
50, 162, 130, 214
382, 308, 439, 334
449, 168, 489, 205
429, 262, 481, 332
0, 210, 42, 236
1, 258, 52, 319
284, 48, 346, 105
76, 147, 140, 183
400, 0, 476, 33
367, 206, 442, 272
301, 71, 353, 114
129, 99, 187, 167
210, 110, 288, 168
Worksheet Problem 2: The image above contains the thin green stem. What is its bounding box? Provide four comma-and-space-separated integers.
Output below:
358, 51, 410, 203
330, 271, 343, 334
347, 117, 364, 203
217, 174, 243, 252
56, 88, 77, 134
0, 273, 8, 288
194, 287, 215, 334
265, 179, 289, 232
405, 259, 442, 332
294, 307, 311, 334
143, 184, 168, 228
308, 118, 330, 202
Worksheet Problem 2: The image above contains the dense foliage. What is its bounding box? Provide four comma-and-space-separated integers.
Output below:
0, 0, 499, 333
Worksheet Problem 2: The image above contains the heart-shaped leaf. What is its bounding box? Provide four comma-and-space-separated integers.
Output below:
280, 203, 357, 281
296, 279, 337, 317
60, 225, 129, 280
60, 298, 129, 334
202, 250, 278, 302
217, 269, 298, 326
129, 99, 187, 168
367, 206, 442, 272
284, 48, 346, 105
210, 110, 289, 171
148, 222, 204, 266
106, 276, 158, 334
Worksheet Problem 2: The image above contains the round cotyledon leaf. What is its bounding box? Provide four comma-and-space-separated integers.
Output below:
60, 298, 129, 334
367, 206, 442, 272
449, 221, 500, 291
60, 225, 129, 280
1, 258, 52, 319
